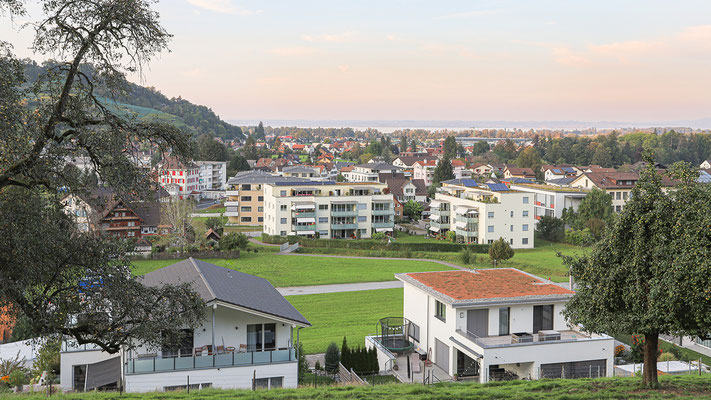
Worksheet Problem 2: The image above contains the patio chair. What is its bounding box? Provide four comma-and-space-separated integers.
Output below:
238, 344, 248, 353
194, 346, 204, 357
225, 346, 236, 353
216, 345, 226, 354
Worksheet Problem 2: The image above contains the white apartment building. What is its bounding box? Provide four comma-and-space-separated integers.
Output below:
395, 268, 614, 383
195, 161, 228, 192
429, 181, 535, 249
343, 163, 402, 183
413, 160, 437, 186
262, 182, 395, 239
510, 183, 588, 222
60, 259, 310, 393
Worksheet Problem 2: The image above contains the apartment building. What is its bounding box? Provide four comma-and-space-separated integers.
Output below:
157, 157, 200, 200
395, 268, 613, 383
343, 163, 402, 183
569, 171, 677, 213
224, 170, 307, 226
195, 161, 228, 193
509, 183, 588, 221
428, 180, 534, 249
262, 182, 395, 238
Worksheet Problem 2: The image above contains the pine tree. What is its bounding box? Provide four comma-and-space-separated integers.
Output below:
341, 337, 350, 369
432, 156, 455, 185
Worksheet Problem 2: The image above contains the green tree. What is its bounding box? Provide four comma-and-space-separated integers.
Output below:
403, 200, 423, 221
341, 337, 350, 369
196, 134, 228, 161
204, 216, 224, 235
253, 121, 266, 141
566, 188, 613, 232
297, 341, 309, 384
219, 232, 249, 250
443, 136, 458, 159
228, 154, 250, 174
562, 157, 711, 387
336, 173, 346, 182
488, 237, 514, 266
515, 147, 543, 179
591, 144, 613, 167
399, 136, 408, 152
536, 216, 565, 242
493, 139, 517, 161
324, 342, 340, 374
471, 141, 490, 156
9, 312, 33, 342
432, 156, 455, 186
0, 0, 205, 353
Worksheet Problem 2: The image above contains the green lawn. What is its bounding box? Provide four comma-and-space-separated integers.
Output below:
501, 240, 589, 282
203, 206, 226, 213
131, 254, 453, 287
224, 225, 263, 232
287, 288, 403, 354
9, 375, 711, 399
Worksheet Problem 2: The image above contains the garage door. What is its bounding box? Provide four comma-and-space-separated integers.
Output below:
435, 338, 449, 374
540, 359, 606, 379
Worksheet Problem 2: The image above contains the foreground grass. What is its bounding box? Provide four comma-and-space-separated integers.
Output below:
6, 375, 711, 399
131, 254, 452, 287
286, 288, 403, 354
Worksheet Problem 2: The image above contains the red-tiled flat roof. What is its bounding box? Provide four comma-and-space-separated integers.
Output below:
406, 269, 573, 300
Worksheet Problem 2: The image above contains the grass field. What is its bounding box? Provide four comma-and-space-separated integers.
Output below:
7, 375, 711, 399
131, 254, 453, 287
286, 288, 403, 354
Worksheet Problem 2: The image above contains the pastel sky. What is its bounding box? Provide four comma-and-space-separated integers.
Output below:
4, 0, 711, 122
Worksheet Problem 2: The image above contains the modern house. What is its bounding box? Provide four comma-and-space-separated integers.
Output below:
262, 181, 395, 238
413, 160, 437, 186
224, 170, 308, 226
394, 268, 614, 383
542, 165, 580, 182
428, 180, 535, 248
60, 258, 310, 393
343, 163, 403, 183
509, 183, 588, 222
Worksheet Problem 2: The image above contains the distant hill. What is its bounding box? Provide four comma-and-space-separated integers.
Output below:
22, 60, 243, 140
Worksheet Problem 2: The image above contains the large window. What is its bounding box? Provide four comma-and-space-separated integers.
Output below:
435, 300, 446, 322
499, 307, 510, 335
162, 329, 193, 358
247, 323, 276, 351
533, 305, 554, 333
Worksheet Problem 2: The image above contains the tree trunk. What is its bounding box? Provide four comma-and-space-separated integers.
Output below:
642, 332, 659, 387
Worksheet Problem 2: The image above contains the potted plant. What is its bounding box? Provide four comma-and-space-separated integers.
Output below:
392, 360, 399, 371
453, 373, 459, 381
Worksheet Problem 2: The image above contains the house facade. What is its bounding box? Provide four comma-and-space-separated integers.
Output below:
413, 160, 437, 186
396, 269, 614, 383
158, 157, 200, 200
60, 258, 310, 393
224, 171, 307, 226
428, 181, 535, 248
97, 200, 168, 238
195, 161, 228, 193
510, 183, 588, 221
262, 182, 395, 238
343, 163, 403, 183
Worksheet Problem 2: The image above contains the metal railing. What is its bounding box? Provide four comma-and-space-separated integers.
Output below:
125, 348, 295, 374
455, 328, 598, 349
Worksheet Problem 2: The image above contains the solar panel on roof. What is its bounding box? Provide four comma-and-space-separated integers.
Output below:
487, 183, 509, 191
460, 179, 479, 187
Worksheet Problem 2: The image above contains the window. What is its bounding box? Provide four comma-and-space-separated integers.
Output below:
623, 192, 629, 200
241, 206, 252, 212
358, 216, 367, 222
127, 221, 135, 227
409, 322, 421, 342
319, 204, 329, 210
510, 211, 514, 218
615, 205, 622, 212
488, 225, 494, 233
522, 238, 529, 245
280, 218, 287, 224
487, 212, 494, 219
127, 231, 135, 237
358, 203, 367, 210
499, 307, 510, 335
522, 224, 529, 231
319, 217, 328, 223
435, 300, 446, 322
254, 377, 283, 390
241, 217, 252, 222
280, 205, 287, 211
280, 190, 287, 196
533, 305, 554, 333
241, 196, 252, 202
280, 231, 286, 236
616, 191, 621, 200
242, 184, 252, 191
258, 196, 264, 201
510, 225, 513, 232
258, 217, 263, 222
510, 238, 513, 245
487, 239, 493, 244
258, 206, 264, 212
522, 210, 529, 217
319, 230, 328, 236
523, 196, 529, 204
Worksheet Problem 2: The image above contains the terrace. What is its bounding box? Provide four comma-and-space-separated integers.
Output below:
455, 328, 597, 349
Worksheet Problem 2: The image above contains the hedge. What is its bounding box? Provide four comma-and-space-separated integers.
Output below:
260, 234, 489, 253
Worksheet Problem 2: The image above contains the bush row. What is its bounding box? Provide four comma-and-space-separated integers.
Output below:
260, 234, 489, 253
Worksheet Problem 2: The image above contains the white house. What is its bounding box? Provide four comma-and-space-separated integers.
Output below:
395, 268, 614, 383
343, 163, 402, 183
701, 160, 711, 170
413, 160, 437, 186
509, 183, 588, 222
60, 258, 310, 393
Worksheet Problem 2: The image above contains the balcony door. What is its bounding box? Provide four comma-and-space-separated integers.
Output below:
533, 305, 554, 333
247, 323, 277, 351
467, 309, 489, 338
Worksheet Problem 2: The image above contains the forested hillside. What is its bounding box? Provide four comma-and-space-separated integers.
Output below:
21, 60, 243, 140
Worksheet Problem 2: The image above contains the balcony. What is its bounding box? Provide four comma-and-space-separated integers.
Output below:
293, 224, 317, 231
372, 221, 394, 229
331, 223, 357, 230
125, 348, 296, 375
331, 210, 358, 217
224, 206, 239, 217
372, 209, 394, 216
455, 329, 594, 349
292, 211, 316, 219
225, 190, 239, 197
430, 220, 450, 230
455, 229, 478, 237
224, 201, 239, 207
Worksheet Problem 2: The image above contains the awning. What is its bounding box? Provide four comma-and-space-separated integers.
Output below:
85, 356, 121, 391
296, 217, 316, 223
429, 200, 442, 208
375, 227, 394, 232
296, 230, 316, 235
429, 214, 440, 221
455, 206, 472, 215
455, 221, 468, 229
291, 203, 316, 211
429, 226, 440, 232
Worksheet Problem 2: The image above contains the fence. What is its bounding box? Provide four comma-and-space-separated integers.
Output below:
279, 242, 300, 253
338, 362, 366, 385
131, 250, 240, 260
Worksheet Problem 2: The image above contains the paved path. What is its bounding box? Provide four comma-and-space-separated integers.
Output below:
277, 280, 403, 296
249, 238, 280, 246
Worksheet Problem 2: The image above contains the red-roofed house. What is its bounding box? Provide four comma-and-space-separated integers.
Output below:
382, 268, 613, 383
413, 160, 438, 186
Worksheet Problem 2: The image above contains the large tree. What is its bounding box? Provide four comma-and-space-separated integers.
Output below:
432, 156, 455, 186
562, 158, 711, 387
564, 187, 613, 235
443, 135, 458, 159
0, 0, 205, 353
196, 133, 228, 161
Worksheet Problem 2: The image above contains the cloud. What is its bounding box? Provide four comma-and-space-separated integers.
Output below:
186, 0, 262, 15
267, 47, 318, 56
435, 9, 506, 20
301, 32, 356, 42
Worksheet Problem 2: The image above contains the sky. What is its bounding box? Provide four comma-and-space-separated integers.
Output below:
3, 0, 711, 123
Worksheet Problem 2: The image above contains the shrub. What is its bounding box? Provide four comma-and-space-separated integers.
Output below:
536, 216, 565, 242
614, 344, 626, 357
324, 342, 340, 374
489, 238, 514, 266
659, 352, 677, 362
460, 248, 472, 264
446, 231, 456, 243
31, 340, 60, 382
371, 232, 387, 240
219, 232, 249, 250
8, 370, 26, 390
563, 228, 595, 246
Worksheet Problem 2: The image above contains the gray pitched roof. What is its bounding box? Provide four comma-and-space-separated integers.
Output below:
140, 258, 310, 326
227, 170, 309, 185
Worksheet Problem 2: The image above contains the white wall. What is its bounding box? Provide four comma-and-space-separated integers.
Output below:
59, 350, 120, 391
125, 362, 297, 392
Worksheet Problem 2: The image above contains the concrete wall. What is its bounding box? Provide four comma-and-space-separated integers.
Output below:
59, 350, 120, 391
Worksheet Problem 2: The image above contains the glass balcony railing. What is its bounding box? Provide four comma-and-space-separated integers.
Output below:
331, 210, 358, 217
292, 211, 316, 219
125, 348, 295, 375
293, 224, 317, 231
372, 209, 394, 216
331, 223, 357, 230
372, 222, 394, 229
